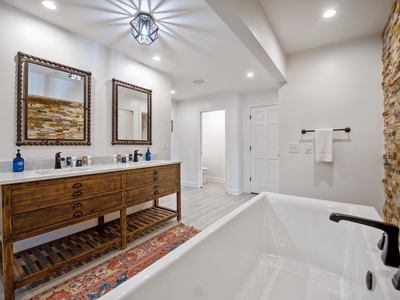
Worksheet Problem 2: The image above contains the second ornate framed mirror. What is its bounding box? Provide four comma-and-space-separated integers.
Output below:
112, 78, 152, 145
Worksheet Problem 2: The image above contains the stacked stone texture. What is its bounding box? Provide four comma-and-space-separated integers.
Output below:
27, 95, 84, 140
382, 0, 400, 236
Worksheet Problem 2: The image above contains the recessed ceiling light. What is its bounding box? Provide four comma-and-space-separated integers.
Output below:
193, 79, 205, 84
247, 72, 254, 78
153, 56, 161, 61
42, 1, 57, 10
171, 90, 176, 94
323, 9, 336, 18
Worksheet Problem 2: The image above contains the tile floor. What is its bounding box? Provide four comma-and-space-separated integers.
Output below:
5, 182, 253, 299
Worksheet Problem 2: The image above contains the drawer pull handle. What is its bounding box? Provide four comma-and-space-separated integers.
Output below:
154, 185, 159, 189
153, 171, 159, 175
154, 191, 159, 195
73, 203, 83, 209
72, 183, 83, 188
154, 177, 159, 181
73, 211, 83, 218
73, 191, 83, 197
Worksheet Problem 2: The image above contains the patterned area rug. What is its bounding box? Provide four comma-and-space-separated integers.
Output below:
29, 224, 199, 300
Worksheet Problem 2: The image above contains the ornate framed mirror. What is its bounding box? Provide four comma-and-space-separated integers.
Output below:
112, 78, 152, 145
16, 51, 92, 146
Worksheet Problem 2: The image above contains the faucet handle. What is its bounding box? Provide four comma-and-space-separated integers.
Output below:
393, 266, 400, 290
377, 233, 386, 250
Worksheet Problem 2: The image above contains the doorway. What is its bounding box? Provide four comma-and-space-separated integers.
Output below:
250, 105, 279, 193
200, 110, 226, 188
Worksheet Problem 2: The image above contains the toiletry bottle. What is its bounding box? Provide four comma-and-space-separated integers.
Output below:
145, 147, 151, 161
13, 149, 24, 172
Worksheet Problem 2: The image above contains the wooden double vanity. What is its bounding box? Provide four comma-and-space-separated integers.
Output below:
0, 161, 181, 299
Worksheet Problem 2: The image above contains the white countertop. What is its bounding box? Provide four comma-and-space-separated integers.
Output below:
0, 160, 181, 185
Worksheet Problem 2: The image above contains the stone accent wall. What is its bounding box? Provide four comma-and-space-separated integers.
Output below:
27, 95, 84, 140
382, 0, 400, 233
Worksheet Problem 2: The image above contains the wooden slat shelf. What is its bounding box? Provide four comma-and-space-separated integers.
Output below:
12, 221, 122, 288
5, 206, 177, 289
126, 206, 177, 239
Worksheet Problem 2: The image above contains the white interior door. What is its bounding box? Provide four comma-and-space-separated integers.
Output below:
250, 105, 279, 193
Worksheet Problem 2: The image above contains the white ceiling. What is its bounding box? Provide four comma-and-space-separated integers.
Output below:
1, 0, 394, 100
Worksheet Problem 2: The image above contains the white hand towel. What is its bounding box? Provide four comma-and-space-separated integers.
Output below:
315, 128, 333, 162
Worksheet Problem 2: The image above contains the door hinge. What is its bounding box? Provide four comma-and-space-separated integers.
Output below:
250, 177, 252, 182
249, 115, 251, 120
250, 146, 251, 151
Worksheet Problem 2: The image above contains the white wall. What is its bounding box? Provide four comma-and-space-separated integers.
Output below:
279, 35, 385, 213
0, 3, 172, 250
0, 3, 172, 163
202, 110, 225, 183
174, 92, 242, 194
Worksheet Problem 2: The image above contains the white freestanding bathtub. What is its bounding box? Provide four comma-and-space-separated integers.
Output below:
101, 192, 399, 300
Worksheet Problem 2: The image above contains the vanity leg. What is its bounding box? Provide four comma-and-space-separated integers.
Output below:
177, 191, 181, 222
121, 209, 127, 249
98, 216, 104, 227
2, 186, 15, 300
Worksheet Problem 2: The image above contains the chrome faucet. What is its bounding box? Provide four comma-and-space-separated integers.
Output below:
329, 213, 400, 268
133, 150, 142, 162
54, 152, 63, 169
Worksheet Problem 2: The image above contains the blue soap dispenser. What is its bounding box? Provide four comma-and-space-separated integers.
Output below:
13, 149, 24, 172
145, 147, 151, 161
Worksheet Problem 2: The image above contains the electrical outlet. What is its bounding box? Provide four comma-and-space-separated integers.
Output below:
288, 143, 299, 153
305, 143, 313, 154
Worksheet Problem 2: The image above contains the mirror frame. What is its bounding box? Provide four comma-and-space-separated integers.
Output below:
16, 51, 92, 146
112, 78, 152, 145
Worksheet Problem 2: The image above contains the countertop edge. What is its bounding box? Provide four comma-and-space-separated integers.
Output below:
0, 160, 182, 185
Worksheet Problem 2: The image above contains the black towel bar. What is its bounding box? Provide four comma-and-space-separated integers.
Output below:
301, 127, 351, 134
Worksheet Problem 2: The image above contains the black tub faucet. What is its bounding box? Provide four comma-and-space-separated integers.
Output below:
329, 213, 400, 268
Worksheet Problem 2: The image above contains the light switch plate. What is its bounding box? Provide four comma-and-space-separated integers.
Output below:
305, 143, 313, 154
289, 143, 299, 153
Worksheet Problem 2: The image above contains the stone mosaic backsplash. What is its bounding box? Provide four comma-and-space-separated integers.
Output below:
382, 0, 400, 237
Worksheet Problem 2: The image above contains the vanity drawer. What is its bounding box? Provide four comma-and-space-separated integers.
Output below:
11, 173, 121, 214
125, 164, 180, 188
12, 192, 123, 240
126, 180, 180, 206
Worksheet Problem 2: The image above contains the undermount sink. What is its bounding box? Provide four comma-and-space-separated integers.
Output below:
127, 161, 159, 166
35, 167, 91, 175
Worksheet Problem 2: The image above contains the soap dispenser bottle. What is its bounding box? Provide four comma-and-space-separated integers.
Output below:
145, 147, 151, 161
13, 149, 24, 172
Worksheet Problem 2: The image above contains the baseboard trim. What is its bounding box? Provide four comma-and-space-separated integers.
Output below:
181, 181, 198, 188
206, 177, 226, 184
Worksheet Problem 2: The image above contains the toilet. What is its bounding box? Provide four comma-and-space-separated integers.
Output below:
202, 167, 209, 185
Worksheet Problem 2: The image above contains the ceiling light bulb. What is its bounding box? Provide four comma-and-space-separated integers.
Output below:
171, 90, 176, 94
153, 56, 161, 61
247, 72, 254, 78
323, 10, 336, 18
42, 1, 57, 10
